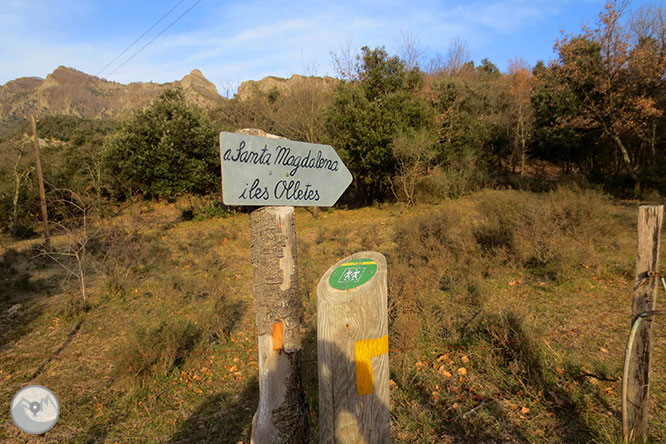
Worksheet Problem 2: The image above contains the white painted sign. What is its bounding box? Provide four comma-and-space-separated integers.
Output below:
219, 132, 352, 207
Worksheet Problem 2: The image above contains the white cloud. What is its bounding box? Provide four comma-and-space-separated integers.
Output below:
0, 0, 620, 90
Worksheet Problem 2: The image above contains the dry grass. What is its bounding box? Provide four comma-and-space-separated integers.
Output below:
0, 188, 664, 443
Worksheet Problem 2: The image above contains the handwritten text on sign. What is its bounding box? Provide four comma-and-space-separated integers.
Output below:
220, 132, 352, 207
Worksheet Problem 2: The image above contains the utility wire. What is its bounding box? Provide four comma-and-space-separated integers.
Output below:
105, 0, 203, 80
96, 0, 188, 77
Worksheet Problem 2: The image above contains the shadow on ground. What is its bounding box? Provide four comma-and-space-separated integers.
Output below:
0, 247, 57, 352
168, 331, 393, 444
168, 376, 259, 444
407, 310, 610, 443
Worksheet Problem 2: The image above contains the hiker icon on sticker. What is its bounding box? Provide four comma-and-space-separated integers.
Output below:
329, 259, 378, 290
10, 385, 60, 434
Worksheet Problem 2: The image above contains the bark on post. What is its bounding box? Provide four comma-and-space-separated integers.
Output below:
317, 251, 389, 444
623, 205, 663, 443
249, 206, 308, 444
31, 116, 50, 247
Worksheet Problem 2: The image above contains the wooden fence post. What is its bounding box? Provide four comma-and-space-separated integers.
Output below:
249, 206, 309, 444
317, 251, 389, 444
31, 116, 50, 247
623, 205, 663, 443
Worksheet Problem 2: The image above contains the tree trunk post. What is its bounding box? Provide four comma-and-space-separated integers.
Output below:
623, 205, 663, 443
31, 116, 50, 247
11, 147, 26, 237
317, 251, 389, 444
249, 206, 309, 444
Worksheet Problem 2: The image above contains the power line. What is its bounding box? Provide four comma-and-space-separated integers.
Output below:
96, 0, 188, 78
105, 0, 204, 80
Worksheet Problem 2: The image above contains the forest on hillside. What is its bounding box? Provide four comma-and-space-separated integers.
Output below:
0, 1, 665, 235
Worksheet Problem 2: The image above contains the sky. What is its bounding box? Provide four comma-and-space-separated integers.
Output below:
0, 0, 657, 95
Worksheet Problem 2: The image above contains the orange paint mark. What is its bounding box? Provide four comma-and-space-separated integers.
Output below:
272, 321, 284, 351
354, 335, 389, 396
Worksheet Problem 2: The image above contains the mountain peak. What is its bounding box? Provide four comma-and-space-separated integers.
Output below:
44, 66, 93, 87
180, 69, 218, 98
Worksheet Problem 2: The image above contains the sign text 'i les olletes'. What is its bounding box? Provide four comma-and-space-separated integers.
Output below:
220, 132, 352, 207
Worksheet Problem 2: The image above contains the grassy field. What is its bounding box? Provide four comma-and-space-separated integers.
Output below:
1, 188, 666, 443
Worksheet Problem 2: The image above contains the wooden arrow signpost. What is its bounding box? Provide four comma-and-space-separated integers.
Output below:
220, 131, 352, 207
220, 130, 351, 444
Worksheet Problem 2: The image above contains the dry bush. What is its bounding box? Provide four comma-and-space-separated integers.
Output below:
416, 153, 489, 202
389, 187, 621, 405
474, 186, 616, 281
359, 223, 383, 251
114, 315, 202, 379
390, 205, 487, 357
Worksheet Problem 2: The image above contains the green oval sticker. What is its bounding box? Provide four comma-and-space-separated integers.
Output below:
329, 258, 378, 290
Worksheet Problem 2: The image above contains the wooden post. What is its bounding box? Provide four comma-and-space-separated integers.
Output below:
317, 251, 389, 444
221, 127, 351, 443
249, 206, 308, 444
31, 116, 50, 247
623, 205, 663, 443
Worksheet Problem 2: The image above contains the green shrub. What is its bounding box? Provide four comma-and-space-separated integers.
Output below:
103, 88, 219, 199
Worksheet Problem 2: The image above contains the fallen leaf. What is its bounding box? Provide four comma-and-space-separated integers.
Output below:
438, 366, 452, 378
521, 406, 530, 414
461, 355, 470, 364
457, 367, 467, 376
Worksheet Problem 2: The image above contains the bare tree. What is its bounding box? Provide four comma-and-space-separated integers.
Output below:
445, 37, 471, 74
507, 58, 535, 177
391, 129, 438, 205
219, 79, 241, 99
425, 52, 447, 74
31, 116, 50, 246
37, 189, 101, 303
397, 29, 423, 69
266, 77, 335, 143
301, 55, 320, 77
330, 38, 360, 81
11, 137, 34, 236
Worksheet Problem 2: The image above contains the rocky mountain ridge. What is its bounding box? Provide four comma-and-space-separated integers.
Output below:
0, 67, 339, 138
0, 66, 223, 136
236, 74, 338, 101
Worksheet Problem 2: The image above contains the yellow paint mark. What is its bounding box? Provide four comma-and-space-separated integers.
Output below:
272, 321, 284, 351
354, 335, 389, 396
341, 261, 376, 266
